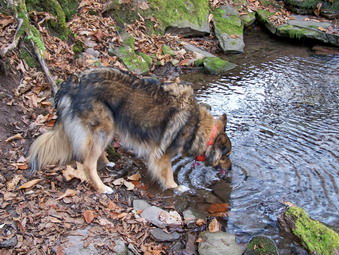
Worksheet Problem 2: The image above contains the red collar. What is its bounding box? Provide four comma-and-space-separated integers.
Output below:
195, 125, 218, 162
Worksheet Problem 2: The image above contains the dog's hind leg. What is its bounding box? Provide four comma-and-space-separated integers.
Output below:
81, 142, 114, 194
148, 154, 178, 190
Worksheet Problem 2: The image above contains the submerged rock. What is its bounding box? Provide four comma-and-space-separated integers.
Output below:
244, 236, 279, 255
198, 231, 244, 255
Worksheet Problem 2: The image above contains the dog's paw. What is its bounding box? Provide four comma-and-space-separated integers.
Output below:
99, 185, 114, 194
106, 162, 115, 168
175, 185, 190, 193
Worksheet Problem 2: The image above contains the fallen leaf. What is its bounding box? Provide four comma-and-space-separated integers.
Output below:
207, 203, 229, 214
113, 178, 125, 186
62, 164, 88, 182
18, 179, 42, 189
7, 175, 23, 190
208, 218, 221, 233
5, 133, 23, 143
124, 181, 135, 190
127, 173, 141, 181
230, 34, 239, 39
57, 189, 77, 200
318, 26, 327, 32
83, 210, 96, 223
196, 218, 206, 226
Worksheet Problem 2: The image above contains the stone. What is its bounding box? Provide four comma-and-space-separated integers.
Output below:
150, 228, 181, 242
198, 231, 244, 255
141, 206, 182, 228
244, 236, 279, 255
196, 57, 237, 75
213, 5, 245, 53
133, 199, 151, 212
59, 228, 128, 255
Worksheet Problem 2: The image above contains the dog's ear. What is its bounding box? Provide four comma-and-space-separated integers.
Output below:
215, 132, 232, 153
219, 113, 227, 127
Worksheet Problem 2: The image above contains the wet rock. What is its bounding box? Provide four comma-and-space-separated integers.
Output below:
257, 9, 339, 46
182, 42, 215, 59
150, 228, 181, 242
213, 4, 245, 53
183, 209, 203, 227
141, 206, 182, 228
133, 199, 151, 212
198, 231, 244, 255
211, 180, 232, 202
195, 57, 237, 75
244, 236, 279, 255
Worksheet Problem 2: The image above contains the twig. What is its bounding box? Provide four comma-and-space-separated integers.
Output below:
0, 18, 24, 57
31, 41, 58, 96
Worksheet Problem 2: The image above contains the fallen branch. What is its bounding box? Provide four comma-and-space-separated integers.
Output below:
0, 18, 24, 57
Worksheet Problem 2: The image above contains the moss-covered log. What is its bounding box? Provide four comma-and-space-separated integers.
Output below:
278, 206, 339, 255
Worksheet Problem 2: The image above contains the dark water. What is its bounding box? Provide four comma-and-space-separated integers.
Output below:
180, 28, 339, 252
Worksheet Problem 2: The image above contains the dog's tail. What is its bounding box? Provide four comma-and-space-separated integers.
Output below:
28, 123, 72, 174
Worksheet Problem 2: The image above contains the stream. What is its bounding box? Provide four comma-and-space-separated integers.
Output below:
178, 27, 339, 253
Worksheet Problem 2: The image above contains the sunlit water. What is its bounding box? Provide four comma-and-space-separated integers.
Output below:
180, 29, 339, 252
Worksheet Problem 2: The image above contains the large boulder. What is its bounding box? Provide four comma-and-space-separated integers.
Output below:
148, 0, 210, 37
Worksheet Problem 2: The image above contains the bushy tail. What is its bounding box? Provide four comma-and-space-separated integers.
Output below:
28, 123, 72, 174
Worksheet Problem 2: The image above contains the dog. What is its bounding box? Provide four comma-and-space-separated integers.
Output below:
28, 67, 232, 193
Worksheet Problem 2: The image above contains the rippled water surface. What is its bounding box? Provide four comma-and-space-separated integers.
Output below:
181, 29, 339, 252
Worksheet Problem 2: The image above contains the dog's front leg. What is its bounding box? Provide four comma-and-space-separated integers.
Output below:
148, 154, 178, 190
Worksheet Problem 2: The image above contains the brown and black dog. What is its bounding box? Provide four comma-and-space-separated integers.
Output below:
29, 67, 232, 193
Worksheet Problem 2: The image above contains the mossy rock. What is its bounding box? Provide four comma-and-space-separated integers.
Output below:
196, 57, 237, 75
279, 206, 339, 255
244, 236, 279, 255
162, 45, 175, 56
110, 45, 150, 75
213, 5, 245, 53
148, 0, 210, 36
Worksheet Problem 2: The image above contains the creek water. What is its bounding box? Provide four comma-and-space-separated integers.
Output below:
178, 27, 339, 253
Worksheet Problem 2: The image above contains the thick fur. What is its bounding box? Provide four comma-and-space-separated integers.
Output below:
28, 67, 232, 193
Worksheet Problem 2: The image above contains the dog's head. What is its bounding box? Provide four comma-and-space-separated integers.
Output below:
205, 114, 232, 170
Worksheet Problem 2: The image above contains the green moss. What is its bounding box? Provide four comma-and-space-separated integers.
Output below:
200, 57, 237, 75
26, 0, 78, 38
246, 236, 278, 255
20, 48, 38, 68
147, 0, 210, 32
73, 40, 84, 55
286, 207, 339, 255
109, 0, 139, 26
123, 34, 135, 50
278, 25, 312, 39
112, 45, 150, 74
213, 8, 243, 35
284, 0, 320, 9
137, 52, 152, 66
162, 45, 175, 56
